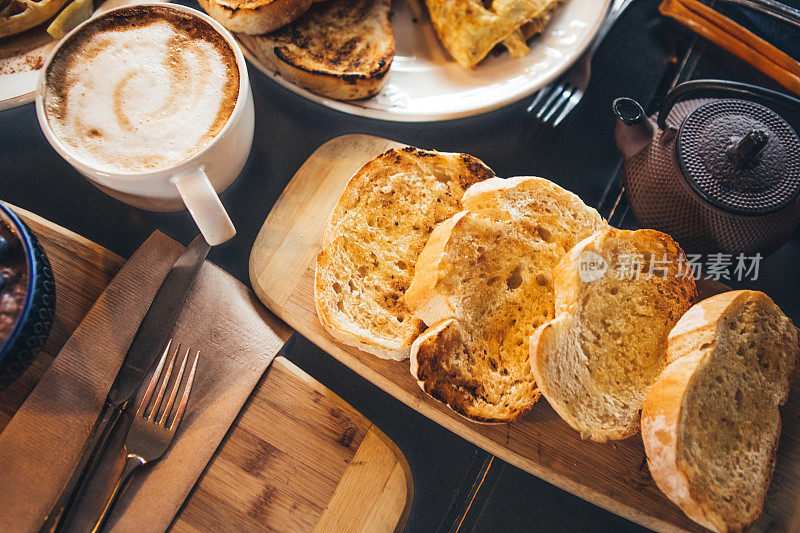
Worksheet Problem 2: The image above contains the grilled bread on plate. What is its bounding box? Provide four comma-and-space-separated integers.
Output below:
240, 0, 394, 100
314, 147, 494, 360
405, 177, 606, 422
425, 0, 565, 68
642, 290, 799, 532
530, 228, 697, 442
0, 0, 71, 38
198, 0, 314, 35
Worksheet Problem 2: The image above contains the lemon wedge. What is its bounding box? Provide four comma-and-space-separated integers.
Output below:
46, 0, 92, 39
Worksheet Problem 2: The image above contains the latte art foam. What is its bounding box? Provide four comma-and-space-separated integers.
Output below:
44, 7, 240, 174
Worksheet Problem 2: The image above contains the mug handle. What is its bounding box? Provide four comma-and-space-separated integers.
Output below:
171, 168, 236, 246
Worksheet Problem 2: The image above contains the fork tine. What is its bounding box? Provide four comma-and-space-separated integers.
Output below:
536, 83, 565, 119
526, 85, 550, 114
542, 87, 573, 124
159, 345, 190, 426
146, 342, 178, 420
552, 89, 583, 127
136, 340, 172, 417
169, 350, 199, 431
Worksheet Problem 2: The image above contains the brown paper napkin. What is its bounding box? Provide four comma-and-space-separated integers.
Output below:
0, 231, 292, 532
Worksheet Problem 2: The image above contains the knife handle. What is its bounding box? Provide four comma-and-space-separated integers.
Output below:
39, 403, 123, 533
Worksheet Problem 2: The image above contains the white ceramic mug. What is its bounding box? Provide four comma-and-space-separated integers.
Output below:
35, 3, 254, 246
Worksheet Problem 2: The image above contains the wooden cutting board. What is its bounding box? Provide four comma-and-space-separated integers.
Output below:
0, 206, 412, 532
249, 134, 800, 533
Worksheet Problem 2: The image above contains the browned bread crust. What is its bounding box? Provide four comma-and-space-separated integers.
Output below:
530, 228, 697, 442
314, 147, 494, 360
198, 0, 313, 35
0, 0, 71, 38
239, 0, 394, 100
642, 290, 799, 532
406, 177, 606, 422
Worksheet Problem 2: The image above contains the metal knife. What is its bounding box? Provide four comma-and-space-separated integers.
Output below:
40, 234, 211, 532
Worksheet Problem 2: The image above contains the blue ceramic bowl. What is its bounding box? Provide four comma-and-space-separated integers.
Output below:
0, 203, 55, 389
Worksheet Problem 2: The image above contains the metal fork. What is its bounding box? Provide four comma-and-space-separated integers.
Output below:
527, 0, 635, 126
90, 340, 199, 533
716, 0, 800, 29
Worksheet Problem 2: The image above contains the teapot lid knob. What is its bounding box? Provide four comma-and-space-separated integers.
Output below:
726, 129, 769, 168
676, 99, 800, 216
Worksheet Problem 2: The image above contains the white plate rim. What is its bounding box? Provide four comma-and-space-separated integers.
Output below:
238, 0, 611, 122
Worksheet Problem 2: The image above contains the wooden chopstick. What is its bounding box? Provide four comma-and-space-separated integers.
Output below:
660, 0, 800, 96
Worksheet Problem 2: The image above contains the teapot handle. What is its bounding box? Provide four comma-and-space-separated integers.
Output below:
657, 79, 800, 129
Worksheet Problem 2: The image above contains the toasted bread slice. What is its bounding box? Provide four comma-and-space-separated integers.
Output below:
198, 0, 313, 35
239, 0, 394, 100
642, 290, 799, 532
315, 147, 494, 360
0, 0, 70, 38
425, 0, 564, 68
530, 228, 697, 442
405, 177, 606, 422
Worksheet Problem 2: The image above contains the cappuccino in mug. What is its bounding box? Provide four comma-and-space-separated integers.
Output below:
42, 6, 240, 174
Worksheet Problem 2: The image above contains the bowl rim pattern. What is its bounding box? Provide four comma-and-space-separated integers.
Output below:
0, 202, 36, 361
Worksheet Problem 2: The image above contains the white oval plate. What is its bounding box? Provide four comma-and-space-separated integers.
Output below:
238, 0, 611, 122
0, 0, 166, 112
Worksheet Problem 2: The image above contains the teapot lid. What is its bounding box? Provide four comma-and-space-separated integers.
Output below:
677, 99, 800, 216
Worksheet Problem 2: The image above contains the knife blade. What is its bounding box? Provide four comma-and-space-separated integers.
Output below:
40, 234, 211, 532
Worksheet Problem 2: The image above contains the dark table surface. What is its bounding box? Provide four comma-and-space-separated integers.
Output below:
2, 0, 799, 531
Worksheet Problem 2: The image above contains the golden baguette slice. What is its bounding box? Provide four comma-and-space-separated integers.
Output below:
198, 0, 313, 36
239, 0, 394, 100
530, 228, 697, 442
406, 177, 606, 422
642, 290, 799, 533
315, 147, 494, 360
